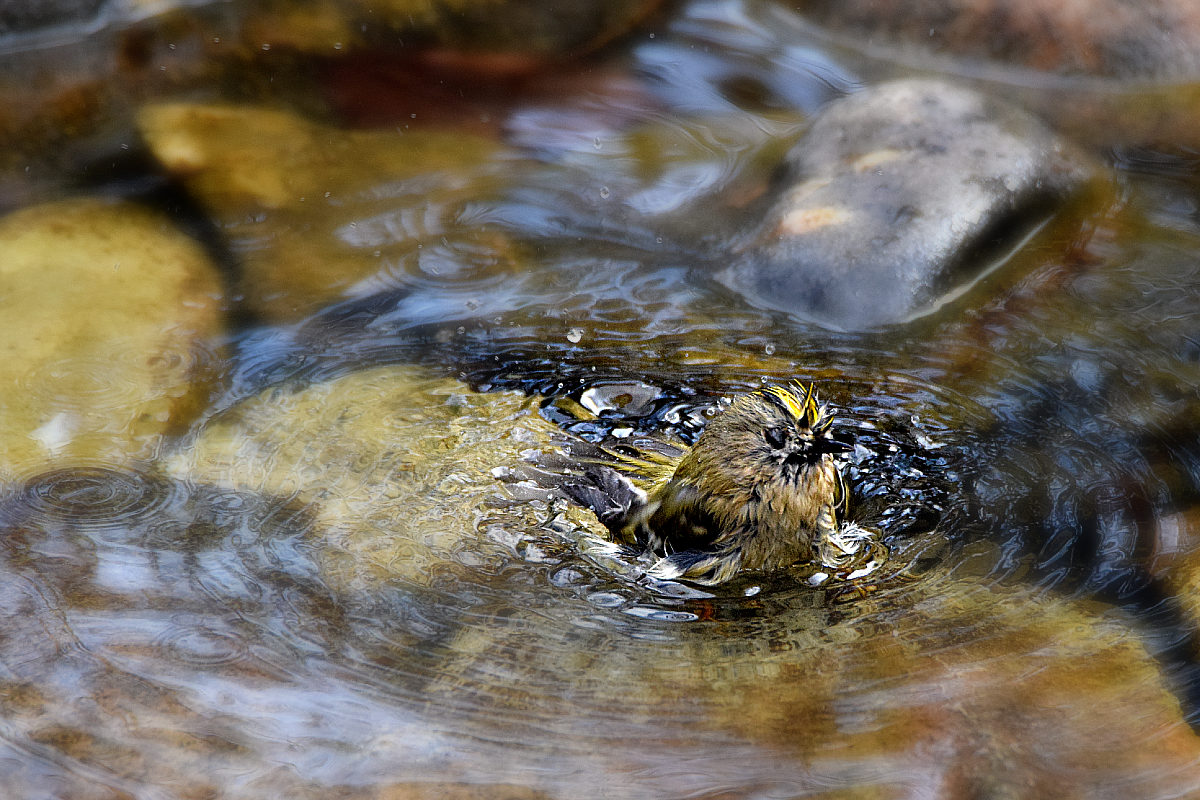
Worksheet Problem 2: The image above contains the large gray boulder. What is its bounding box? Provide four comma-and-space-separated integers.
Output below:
723, 79, 1092, 330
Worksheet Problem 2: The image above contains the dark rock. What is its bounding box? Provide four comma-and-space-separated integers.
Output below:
723, 79, 1091, 330
242, 0, 672, 65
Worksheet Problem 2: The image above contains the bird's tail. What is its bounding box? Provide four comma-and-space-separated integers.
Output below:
647, 547, 743, 586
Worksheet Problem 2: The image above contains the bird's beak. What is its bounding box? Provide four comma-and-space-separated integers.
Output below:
816, 437, 852, 456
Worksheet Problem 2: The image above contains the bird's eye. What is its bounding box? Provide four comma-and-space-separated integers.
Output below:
763, 427, 788, 449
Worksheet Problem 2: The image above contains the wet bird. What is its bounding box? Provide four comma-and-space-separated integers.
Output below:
579, 383, 869, 585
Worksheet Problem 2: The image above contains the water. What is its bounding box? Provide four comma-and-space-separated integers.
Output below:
3, 0, 1200, 796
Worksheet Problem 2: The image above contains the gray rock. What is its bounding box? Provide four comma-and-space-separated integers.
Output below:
723, 79, 1091, 330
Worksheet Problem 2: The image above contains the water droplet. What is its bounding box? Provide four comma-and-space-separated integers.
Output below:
566, 327, 584, 343
587, 591, 626, 608
764, 343, 776, 355
579, 383, 661, 416
599, 186, 611, 200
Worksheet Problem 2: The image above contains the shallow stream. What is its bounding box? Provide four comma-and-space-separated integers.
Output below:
3, 0, 1200, 797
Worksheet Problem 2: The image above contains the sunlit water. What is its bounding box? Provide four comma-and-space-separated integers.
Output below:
3, 0, 1200, 797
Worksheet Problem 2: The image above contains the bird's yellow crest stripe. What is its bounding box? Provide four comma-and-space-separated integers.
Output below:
762, 382, 820, 425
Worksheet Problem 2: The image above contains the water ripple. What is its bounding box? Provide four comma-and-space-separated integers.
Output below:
15, 466, 176, 530
157, 622, 249, 668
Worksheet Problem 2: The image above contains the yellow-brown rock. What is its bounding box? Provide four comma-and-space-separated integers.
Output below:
138, 102, 519, 323
240, 0, 669, 64
165, 364, 607, 592
0, 199, 223, 480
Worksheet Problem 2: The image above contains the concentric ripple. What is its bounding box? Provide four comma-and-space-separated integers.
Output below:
14, 466, 176, 529
156, 623, 250, 668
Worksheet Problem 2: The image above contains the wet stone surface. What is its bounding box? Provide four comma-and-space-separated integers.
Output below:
724, 79, 1093, 330
0, 198, 223, 480
165, 364, 611, 594
0, 0, 669, 62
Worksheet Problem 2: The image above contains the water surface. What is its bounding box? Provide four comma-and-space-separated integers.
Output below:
3, 0, 1200, 797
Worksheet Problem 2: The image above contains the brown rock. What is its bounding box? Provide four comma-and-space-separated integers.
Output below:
138, 102, 521, 322
241, 0, 670, 65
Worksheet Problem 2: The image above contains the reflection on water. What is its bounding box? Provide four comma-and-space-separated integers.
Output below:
3, 0, 1200, 796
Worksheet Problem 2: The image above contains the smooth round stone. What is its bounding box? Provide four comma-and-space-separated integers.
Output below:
723, 79, 1092, 330
0, 198, 223, 480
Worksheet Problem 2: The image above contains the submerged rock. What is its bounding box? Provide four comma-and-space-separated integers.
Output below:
138, 103, 522, 323
0, 0, 668, 63
1149, 505, 1200, 623
0, 199, 223, 480
723, 79, 1091, 330
241, 0, 671, 65
165, 364, 609, 592
424, 572, 1200, 799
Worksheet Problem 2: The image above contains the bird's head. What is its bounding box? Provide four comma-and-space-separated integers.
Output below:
690, 382, 848, 489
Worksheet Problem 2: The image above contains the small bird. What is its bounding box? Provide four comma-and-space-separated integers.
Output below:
592, 383, 862, 585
